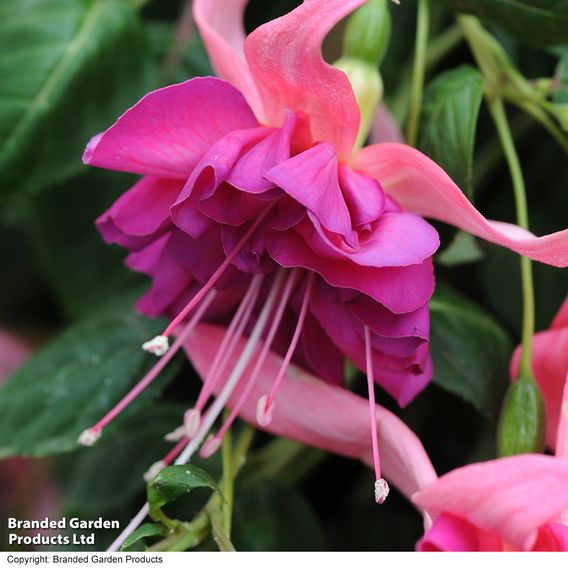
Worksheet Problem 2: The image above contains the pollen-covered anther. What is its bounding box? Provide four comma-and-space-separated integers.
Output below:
77, 428, 101, 447
256, 395, 275, 427
200, 435, 222, 459
142, 335, 169, 357
164, 425, 185, 442
143, 460, 166, 482
374, 478, 390, 504
184, 408, 201, 438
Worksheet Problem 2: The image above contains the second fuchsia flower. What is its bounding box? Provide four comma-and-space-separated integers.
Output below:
80, 0, 568, 510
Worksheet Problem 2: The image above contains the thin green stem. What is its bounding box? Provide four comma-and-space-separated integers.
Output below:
406, 0, 430, 146
220, 412, 234, 536
488, 98, 534, 378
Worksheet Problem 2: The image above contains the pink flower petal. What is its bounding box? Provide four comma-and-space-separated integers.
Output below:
266, 143, 356, 245
417, 513, 503, 551
83, 78, 257, 178
96, 177, 184, 250
244, 0, 364, 159
193, 0, 263, 117
355, 143, 568, 267
413, 455, 568, 550
183, 323, 437, 504
266, 228, 435, 314
552, 295, 568, 329
369, 104, 405, 145
534, 523, 568, 551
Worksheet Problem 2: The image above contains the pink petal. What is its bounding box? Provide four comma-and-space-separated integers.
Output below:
510, 328, 568, 450
266, 228, 435, 314
355, 143, 568, 267
552, 295, 568, 329
193, 0, 263, 117
413, 455, 568, 550
370, 104, 405, 145
417, 513, 503, 551
244, 0, 364, 159
83, 78, 257, 178
183, 323, 437, 504
96, 177, 184, 250
339, 166, 385, 229
534, 523, 568, 551
266, 143, 356, 245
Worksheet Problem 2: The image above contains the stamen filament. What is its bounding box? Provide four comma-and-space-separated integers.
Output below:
364, 325, 389, 504
193, 274, 264, 414
257, 272, 314, 426
161, 206, 273, 338
205, 269, 301, 450
78, 289, 217, 445
175, 269, 286, 466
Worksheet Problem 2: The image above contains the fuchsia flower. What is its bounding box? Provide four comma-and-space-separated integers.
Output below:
80, 0, 568, 524
414, 297, 568, 552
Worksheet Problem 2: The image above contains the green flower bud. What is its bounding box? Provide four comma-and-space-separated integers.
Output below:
497, 374, 546, 457
343, 0, 391, 66
334, 56, 383, 148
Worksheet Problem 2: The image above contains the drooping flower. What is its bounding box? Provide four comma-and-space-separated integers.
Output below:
413, 297, 568, 552
80, 0, 568, 511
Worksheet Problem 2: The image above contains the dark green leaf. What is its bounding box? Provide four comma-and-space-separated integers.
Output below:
120, 524, 168, 552
554, 50, 568, 104
148, 464, 223, 523
232, 478, 326, 551
0, 0, 152, 198
60, 403, 187, 517
0, 295, 179, 457
24, 169, 141, 319
419, 66, 483, 200
437, 0, 568, 46
430, 284, 512, 419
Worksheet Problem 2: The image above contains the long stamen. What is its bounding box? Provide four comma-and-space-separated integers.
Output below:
187, 274, 264, 437
201, 269, 300, 458
257, 271, 314, 427
149, 206, 273, 348
143, 435, 190, 482
364, 325, 389, 505
77, 289, 217, 447
109, 269, 286, 552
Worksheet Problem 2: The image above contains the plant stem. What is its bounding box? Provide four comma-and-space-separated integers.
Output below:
488, 98, 535, 378
406, 0, 430, 146
220, 412, 234, 536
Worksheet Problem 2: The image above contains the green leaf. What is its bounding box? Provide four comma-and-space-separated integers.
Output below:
419, 66, 483, 200
0, 0, 151, 198
0, 295, 179, 458
121, 524, 168, 552
554, 50, 568, 104
232, 478, 326, 551
437, 230, 485, 266
60, 403, 187, 517
147, 464, 223, 524
430, 284, 512, 419
24, 169, 142, 319
437, 0, 568, 46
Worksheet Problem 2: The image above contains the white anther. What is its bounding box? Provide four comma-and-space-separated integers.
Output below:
142, 335, 169, 357
77, 428, 102, 447
184, 408, 201, 438
374, 478, 390, 504
256, 395, 274, 427
164, 425, 186, 442
143, 460, 166, 482
199, 435, 222, 459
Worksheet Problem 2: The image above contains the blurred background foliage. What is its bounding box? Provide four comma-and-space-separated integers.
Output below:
0, 0, 567, 552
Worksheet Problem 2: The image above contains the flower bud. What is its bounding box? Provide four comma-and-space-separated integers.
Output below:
334, 56, 383, 147
343, 0, 391, 66
497, 374, 546, 457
